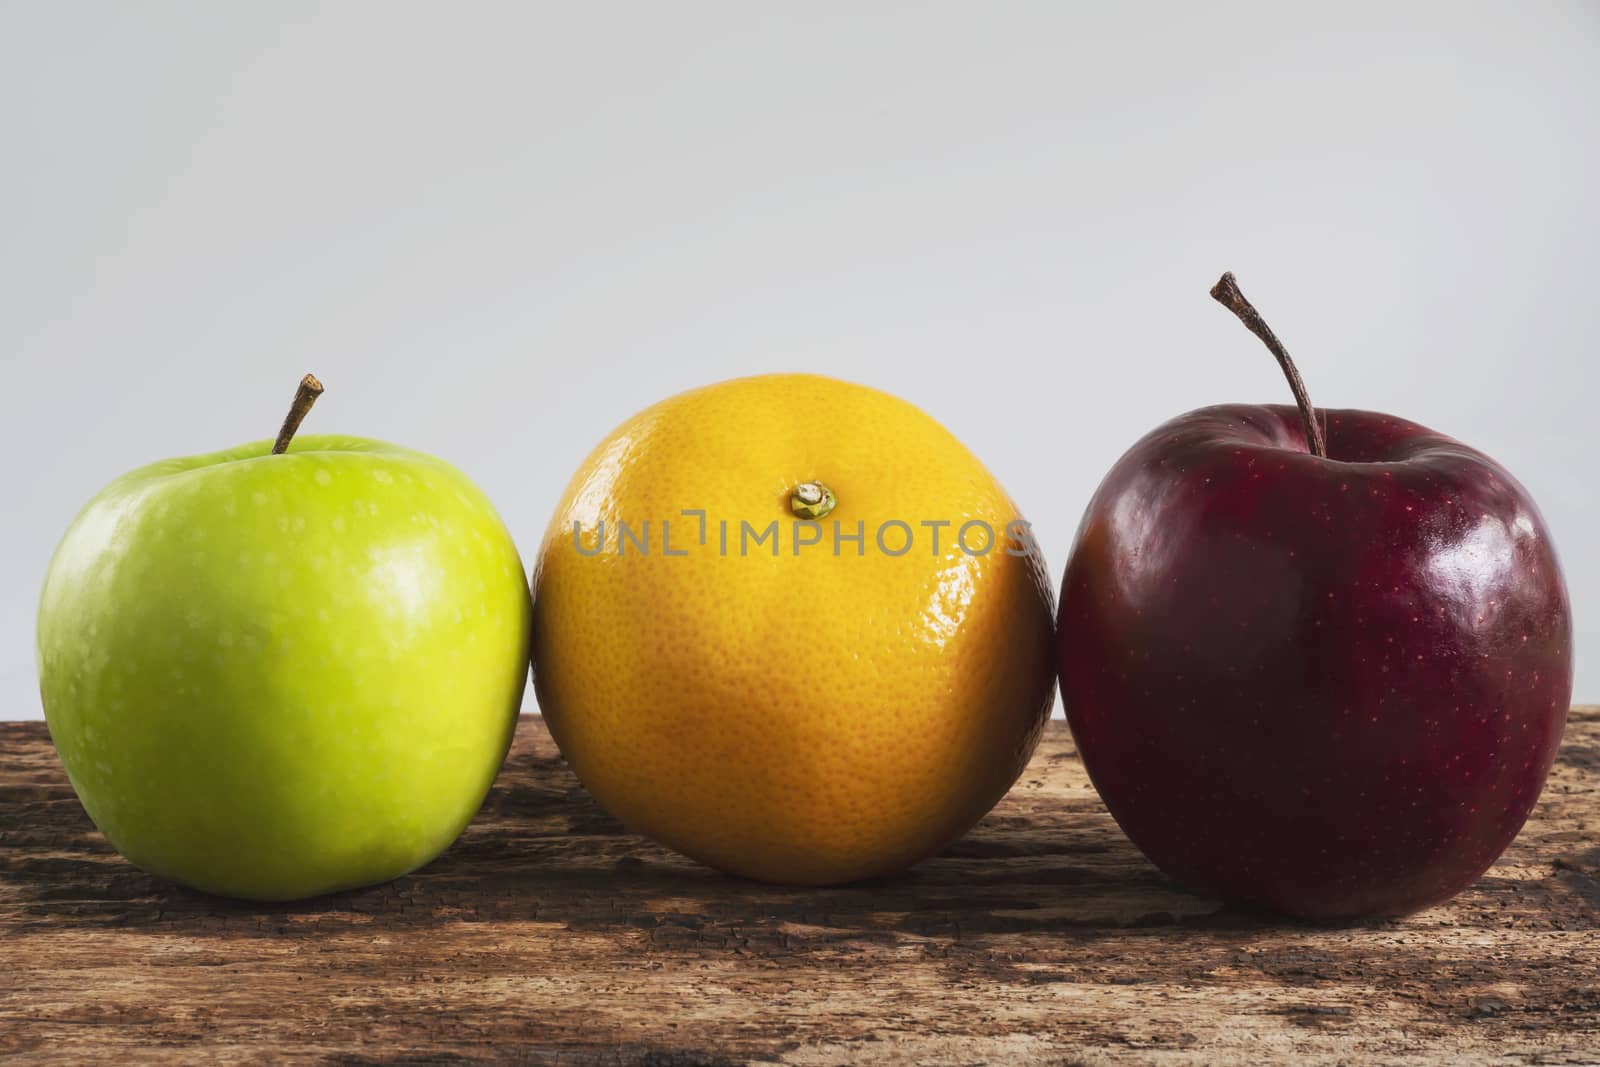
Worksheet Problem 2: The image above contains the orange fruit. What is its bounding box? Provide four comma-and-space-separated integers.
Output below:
530, 374, 1056, 884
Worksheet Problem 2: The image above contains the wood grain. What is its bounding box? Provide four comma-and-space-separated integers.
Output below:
2, 711, 1596, 1066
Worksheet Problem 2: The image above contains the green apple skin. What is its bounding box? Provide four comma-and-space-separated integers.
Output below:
37, 434, 531, 901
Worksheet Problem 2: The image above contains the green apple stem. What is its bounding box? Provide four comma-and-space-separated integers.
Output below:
272, 374, 325, 455
1209, 273, 1327, 459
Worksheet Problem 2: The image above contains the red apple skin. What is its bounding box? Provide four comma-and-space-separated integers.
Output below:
1058, 404, 1572, 921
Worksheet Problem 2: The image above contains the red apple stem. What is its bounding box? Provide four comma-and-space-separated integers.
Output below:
272, 374, 325, 454
1209, 273, 1327, 459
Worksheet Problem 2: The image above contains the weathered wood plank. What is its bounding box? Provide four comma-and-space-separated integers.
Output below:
1, 711, 1596, 1065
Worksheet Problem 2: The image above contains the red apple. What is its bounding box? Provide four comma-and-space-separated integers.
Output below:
1057, 274, 1573, 920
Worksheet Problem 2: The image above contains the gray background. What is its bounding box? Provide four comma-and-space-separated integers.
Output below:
2, 2, 1595, 720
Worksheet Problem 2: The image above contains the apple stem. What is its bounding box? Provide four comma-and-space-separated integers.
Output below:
271, 374, 325, 455
1209, 273, 1327, 459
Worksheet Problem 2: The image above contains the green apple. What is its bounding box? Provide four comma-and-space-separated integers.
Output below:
37, 381, 531, 901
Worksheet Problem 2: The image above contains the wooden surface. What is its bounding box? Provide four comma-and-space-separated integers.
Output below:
2, 711, 1597, 1066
